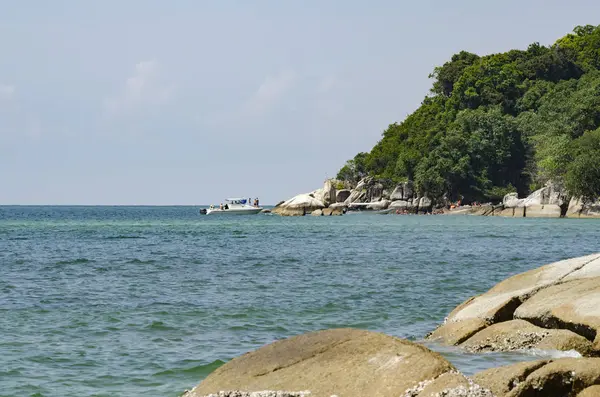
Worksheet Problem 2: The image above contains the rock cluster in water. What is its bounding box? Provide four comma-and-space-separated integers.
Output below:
271, 178, 600, 217
182, 253, 600, 396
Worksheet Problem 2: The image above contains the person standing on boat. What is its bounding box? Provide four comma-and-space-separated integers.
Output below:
219, 203, 223, 210
256, 197, 260, 207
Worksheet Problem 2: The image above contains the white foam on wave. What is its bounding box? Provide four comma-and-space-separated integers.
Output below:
518, 348, 582, 359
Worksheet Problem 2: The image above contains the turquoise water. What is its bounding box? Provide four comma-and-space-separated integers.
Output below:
1, 206, 600, 396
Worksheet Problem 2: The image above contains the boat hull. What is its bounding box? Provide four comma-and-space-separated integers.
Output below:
204, 208, 263, 215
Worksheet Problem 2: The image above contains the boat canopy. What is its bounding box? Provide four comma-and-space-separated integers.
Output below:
226, 198, 247, 204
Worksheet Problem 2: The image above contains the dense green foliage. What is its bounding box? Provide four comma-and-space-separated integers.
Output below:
337, 25, 600, 202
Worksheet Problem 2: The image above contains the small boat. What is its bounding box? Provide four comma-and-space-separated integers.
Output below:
200, 198, 263, 215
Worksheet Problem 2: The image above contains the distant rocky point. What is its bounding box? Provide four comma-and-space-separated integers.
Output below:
271, 177, 600, 218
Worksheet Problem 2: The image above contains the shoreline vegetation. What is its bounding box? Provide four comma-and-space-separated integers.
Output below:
273, 25, 600, 219
185, 253, 600, 396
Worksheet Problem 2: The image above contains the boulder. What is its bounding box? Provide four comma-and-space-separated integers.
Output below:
390, 185, 404, 201
460, 319, 594, 356
329, 202, 347, 210
503, 193, 522, 208
472, 205, 494, 216
366, 199, 390, 211
370, 182, 385, 202
343, 177, 388, 205
310, 209, 322, 216
272, 193, 325, 216
473, 360, 550, 396
390, 182, 414, 201
418, 197, 432, 213
502, 182, 568, 211
497, 207, 516, 217
409, 197, 420, 213
336, 189, 351, 203
514, 277, 600, 350
186, 328, 455, 397
427, 253, 600, 346
446, 207, 476, 215
321, 179, 336, 207
344, 188, 367, 205
390, 200, 410, 210
525, 204, 562, 218
322, 207, 343, 216
309, 180, 337, 207
474, 358, 600, 396
402, 181, 414, 200
567, 197, 600, 218
505, 358, 600, 397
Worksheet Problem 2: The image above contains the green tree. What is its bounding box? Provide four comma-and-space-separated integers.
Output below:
565, 128, 600, 200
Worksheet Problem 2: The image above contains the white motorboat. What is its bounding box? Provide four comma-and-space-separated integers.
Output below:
200, 198, 263, 215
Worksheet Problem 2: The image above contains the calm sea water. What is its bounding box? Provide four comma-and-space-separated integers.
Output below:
1, 206, 599, 397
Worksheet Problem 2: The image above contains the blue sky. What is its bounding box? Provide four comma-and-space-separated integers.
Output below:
1, 1, 598, 205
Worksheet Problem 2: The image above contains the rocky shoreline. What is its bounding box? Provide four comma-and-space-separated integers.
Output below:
270, 178, 600, 218
183, 253, 600, 396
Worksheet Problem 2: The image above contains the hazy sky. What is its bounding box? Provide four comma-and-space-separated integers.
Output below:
1, 1, 598, 205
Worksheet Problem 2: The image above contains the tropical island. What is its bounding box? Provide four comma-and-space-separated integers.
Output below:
272, 25, 600, 218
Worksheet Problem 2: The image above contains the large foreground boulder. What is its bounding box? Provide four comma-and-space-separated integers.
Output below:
428, 253, 600, 355
185, 328, 455, 397
272, 194, 325, 216
514, 277, 600, 350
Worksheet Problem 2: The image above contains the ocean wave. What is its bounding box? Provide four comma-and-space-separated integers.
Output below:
126, 259, 156, 264
105, 235, 146, 240
519, 348, 582, 358
55, 258, 92, 265
145, 321, 176, 331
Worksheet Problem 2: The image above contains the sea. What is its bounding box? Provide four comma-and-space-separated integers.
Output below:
1, 206, 599, 397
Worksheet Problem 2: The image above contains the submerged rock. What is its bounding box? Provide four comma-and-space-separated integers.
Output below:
186, 328, 455, 397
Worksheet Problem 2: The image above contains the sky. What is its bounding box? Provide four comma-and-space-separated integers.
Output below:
1, 1, 599, 205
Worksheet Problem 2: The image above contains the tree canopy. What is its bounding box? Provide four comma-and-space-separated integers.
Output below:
337, 25, 600, 202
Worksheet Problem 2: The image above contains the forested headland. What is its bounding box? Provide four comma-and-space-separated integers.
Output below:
337, 25, 600, 204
